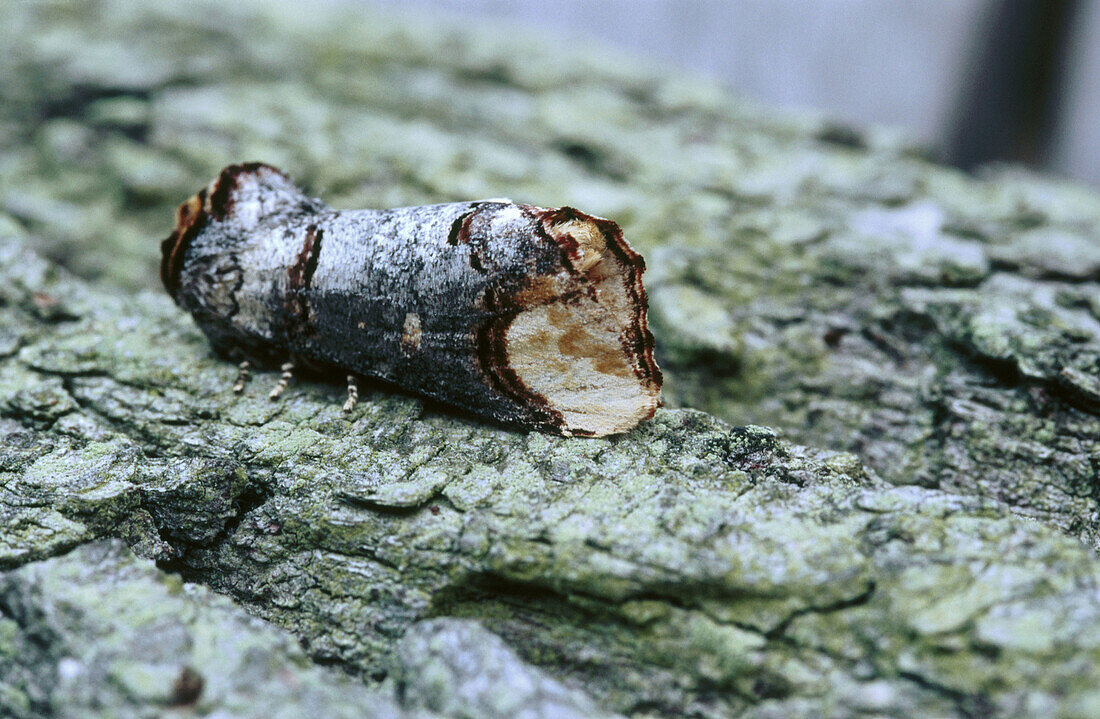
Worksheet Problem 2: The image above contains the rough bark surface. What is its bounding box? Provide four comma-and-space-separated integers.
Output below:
2, 1, 1099, 718
0, 540, 435, 719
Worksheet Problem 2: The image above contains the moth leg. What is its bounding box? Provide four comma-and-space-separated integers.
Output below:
232, 360, 251, 393
268, 360, 295, 400
342, 374, 359, 413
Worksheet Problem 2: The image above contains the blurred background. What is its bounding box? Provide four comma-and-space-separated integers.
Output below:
5, 0, 1098, 293
366, 0, 1100, 187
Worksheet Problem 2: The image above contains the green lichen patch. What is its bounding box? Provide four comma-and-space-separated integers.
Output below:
0, 541, 435, 719
3, 1, 1100, 717
5, 227, 1100, 715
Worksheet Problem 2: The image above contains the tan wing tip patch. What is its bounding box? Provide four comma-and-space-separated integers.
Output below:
499, 207, 662, 437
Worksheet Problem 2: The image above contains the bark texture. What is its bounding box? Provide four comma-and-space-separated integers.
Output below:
2, 1, 1100, 718
0, 540, 434, 719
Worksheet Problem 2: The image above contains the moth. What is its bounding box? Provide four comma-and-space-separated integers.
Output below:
160, 163, 662, 437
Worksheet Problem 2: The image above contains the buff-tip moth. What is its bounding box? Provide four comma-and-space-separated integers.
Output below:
160, 163, 661, 437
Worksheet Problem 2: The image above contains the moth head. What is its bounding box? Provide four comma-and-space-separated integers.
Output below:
160, 163, 309, 301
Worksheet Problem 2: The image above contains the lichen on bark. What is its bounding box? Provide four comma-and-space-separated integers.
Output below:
0, 541, 435, 719
2, 1, 1100, 718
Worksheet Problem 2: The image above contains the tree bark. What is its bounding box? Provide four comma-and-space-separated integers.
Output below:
2, 1, 1099, 718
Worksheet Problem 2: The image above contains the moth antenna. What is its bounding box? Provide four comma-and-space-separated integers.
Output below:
232, 360, 251, 394
342, 374, 359, 413
268, 361, 295, 400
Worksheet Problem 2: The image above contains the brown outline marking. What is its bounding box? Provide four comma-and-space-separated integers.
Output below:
592, 215, 662, 393
448, 207, 492, 272
447, 208, 477, 245
535, 206, 584, 269
160, 187, 208, 302
286, 224, 323, 323
475, 288, 566, 432
208, 161, 278, 221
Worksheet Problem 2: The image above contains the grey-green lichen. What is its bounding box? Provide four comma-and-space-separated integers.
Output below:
4, 0, 1097, 549
0, 540, 438, 719
395, 618, 624, 719
2, 1, 1100, 717
4, 227, 1100, 718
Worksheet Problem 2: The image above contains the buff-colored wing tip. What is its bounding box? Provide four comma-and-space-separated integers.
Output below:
506, 207, 662, 437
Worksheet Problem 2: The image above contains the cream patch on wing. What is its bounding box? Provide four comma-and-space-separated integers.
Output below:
401, 312, 422, 354
503, 213, 660, 436
505, 299, 656, 436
